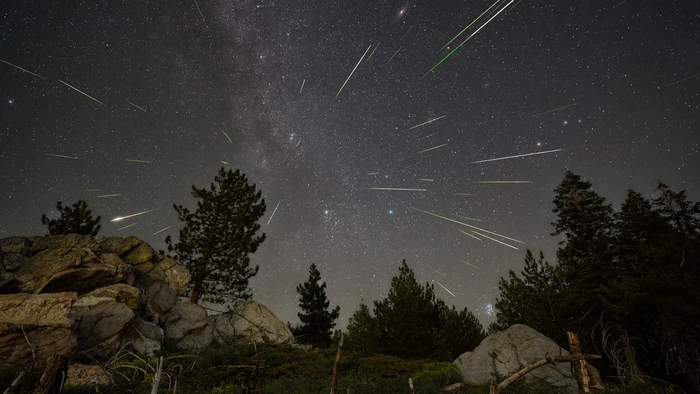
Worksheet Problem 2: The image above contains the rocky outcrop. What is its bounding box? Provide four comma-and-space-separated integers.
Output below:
212, 300, 294, 345
122, 317, 164, 357
163, 303, 213, 351
71, 296, 136, 359
0, 292, 78, 368
454, 324, 600, 392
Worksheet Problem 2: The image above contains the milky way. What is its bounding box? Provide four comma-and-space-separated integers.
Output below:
1, 0, 698, 327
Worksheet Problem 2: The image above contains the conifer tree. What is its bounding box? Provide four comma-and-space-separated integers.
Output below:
493, 250, 563, 342
41, 200, 101, 237
443, 305, 486, 358
346, 301, 381, 357
296, 263, 340, 349
166, 168, 266, 304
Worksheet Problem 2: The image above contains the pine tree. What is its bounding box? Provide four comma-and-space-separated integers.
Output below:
41, 200, 101, 237
345, 301, 381, 357
443, 305, 486, 358
551, 171, 615, 344
296, 263, 340, 349
166, 168, 266, 304
493, 250, 563, 343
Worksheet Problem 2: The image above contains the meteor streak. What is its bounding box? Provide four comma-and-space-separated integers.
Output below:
98, 194, 122, 198
85, 189, 102, 192
367, 43, 380, 61
418, 143, 448, 153
411, 207, 524, 244
470, 229, 519, 250
476, 181, 531, 184
267, 202, 280, 225
530, 103, 577, 117
422, 0, 514, 79
386, 47, 402, 65
194, 0, 207, 27
128, 101, 146, 112
221, 130, 232, 143
300, 79, 305, 93
111, 210, 154, 222
126, 159, 151, 163
152, 226, 172, 236
454, 193, 473, 196
462, 261, 480, 269
221, 161, 229, 164
461, 217, 483, 222
58, 80, 105, 106
664, 73, 698, 88
428, 266, 446, 276
365, 187, 426, 191
1, 59, 47, 80
45, 153, 79, 159
406, 115, 446, 131
455, 228, 482, 241
295, 139, 301, 148
434, 280, 456, 297
336, 45, 372, 98
422, 133, 438, 139
472, 149, 564, 163
419, 179, 433, 182
441, 0, 503, 50
368, 172, 379, 175
118, 222, 139, 231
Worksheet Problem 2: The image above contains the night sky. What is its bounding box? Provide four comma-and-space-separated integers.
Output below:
1, 0, 698, 328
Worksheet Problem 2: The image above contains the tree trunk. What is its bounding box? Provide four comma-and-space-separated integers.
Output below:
329, 333, 344, 394
567, 331, 590, 393
32, 355, 69, 394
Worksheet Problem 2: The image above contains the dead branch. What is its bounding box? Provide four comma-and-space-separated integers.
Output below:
150, 356, 163, 394
491, 354, 602, 394
329, 333, 344, 394
2, 370, 25, 394
20, 324, 36, 363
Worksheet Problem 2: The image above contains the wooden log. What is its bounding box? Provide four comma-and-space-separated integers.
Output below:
492, 354, 602, 394
329, 333, 344, 394
567, 331, 590, 393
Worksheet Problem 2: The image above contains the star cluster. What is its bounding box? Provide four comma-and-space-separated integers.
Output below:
1, 0, 698, 327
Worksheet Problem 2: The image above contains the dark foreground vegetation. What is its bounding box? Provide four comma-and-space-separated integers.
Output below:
0, 342, 679, 394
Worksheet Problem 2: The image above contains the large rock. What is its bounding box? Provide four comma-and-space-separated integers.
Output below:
454, 324, 600, 392
29, 234, 100, 255
71, 296, 136, 359
66, 364, 112, 387
122, 317, 164, 357
163, 303, 212, 351
0, 237, 31, 255
0, 292, 78, 368
212, 300, 294, 345
97, 236, 142, 256
14, 248, 125, 294
82, 284, 141, 310
140, 280, 178, 324
162, 261, 190, 296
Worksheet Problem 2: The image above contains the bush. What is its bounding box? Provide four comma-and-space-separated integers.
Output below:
413, 361, 462, 386
262, 376, 328, 394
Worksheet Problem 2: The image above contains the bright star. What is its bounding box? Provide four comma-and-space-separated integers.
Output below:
388, 210, 394, 215
563, 120, 568, 125
8, 100, 13, 104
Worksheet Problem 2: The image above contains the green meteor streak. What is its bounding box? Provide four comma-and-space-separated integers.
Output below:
128, 101, 146, 112
418, 143, 448, 153
386, 46, 402, 65
1, 59, 47, 80
368, 172, 378, 175
422, 133, 438, 139
441, 0, 503, 50
85, 189, 102, 192
221, 161, 229, 164
407, 115, 446, 131
194, 0, 207, 27
411, 207, 524, 244
336, 45, 372, 98
428, 266, 446, 277
470, 229, 518, 250
221, 130, 232, 143
98, 194, 122, 198
461, 217, 483, 222
455, 228, 481, 241
58, 80, 105, 106
126, 159, 151, 163
152, 226, 172, 236
295, 139, 301, 148
267, 202, 281, 225
434, 280, 456, 297
117, 222, 139, 231
45, 153, 79, 159
367, 43, 380, 61
530, 103, 577, 117
664, 73, 698, 88
422, 0, 514, 79
454, 193, 473, 196
462, 261, 481, 269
